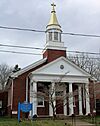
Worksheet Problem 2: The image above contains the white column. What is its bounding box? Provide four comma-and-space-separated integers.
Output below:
85, 83, 90, 115
78, 85, 83, 115
29, 82, 33, 117
49, 82, 56, 116
64, 88, 67, 116
69, 83, 74, 115
32, 81, 37, 116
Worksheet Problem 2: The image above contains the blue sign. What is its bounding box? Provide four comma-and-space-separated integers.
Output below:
18, 102, 32, 122
20, 102, 32, 112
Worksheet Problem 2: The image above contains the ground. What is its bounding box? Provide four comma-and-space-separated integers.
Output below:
0, 116, 100, 126
0, 117, 71, 126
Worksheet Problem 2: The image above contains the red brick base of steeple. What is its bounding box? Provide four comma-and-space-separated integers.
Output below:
43, 49, 66, 63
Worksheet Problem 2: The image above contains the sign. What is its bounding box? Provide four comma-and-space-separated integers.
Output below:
18, 102, 32, 122
12, 111, 17, 114
20, 102, 32, 112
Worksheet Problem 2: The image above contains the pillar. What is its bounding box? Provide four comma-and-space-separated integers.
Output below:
29, 81, 33, 117
78, 85, 83, 115
49, 82, 56, 116
69, 83, 74, 115
85, 83, 90, 115
32, 81, 37, 116
64, 88, 67, 116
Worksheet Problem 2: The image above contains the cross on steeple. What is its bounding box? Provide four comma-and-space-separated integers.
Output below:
51, 3, 56, 12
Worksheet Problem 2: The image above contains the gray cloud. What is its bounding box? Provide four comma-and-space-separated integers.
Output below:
0, 0, 100, 68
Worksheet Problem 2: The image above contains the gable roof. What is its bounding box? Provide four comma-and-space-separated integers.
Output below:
31, 56, 91, 77
10, 58, 47, 78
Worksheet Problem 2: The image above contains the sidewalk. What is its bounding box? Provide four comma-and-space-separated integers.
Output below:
68, 119, 95, 126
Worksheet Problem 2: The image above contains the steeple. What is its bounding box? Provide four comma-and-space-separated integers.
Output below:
48, 3, 60, 26
46, 3, 61, 31
43, 3, 66, 62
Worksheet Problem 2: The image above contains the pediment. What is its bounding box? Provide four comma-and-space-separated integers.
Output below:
32, 57, 90, 77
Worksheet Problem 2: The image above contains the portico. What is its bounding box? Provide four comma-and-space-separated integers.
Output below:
29, 57, 91, 117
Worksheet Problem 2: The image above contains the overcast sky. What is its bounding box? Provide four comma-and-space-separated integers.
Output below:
0, 0, 100, 68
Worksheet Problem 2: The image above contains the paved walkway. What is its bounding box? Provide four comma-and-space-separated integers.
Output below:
67, 119, 95, 126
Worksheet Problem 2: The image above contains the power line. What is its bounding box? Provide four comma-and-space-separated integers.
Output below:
0, 26, 45, 33
0, 44, 43, 50
68, 51, 100, 55
62, 32, 100, 38
0, 25, 100, 38
0, 49, 100, 60
0, 50, 42, 55
0, 43, 100, 56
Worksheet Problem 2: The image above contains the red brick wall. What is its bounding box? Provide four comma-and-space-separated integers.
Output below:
89, 81, 95, 114
10, 62, 47, 117
37, 101, 49, 116
73, 85, 79, 115
43, 49, 66, 62
95, 82, 100, 99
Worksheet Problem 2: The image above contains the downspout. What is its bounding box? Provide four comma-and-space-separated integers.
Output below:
11, 79, 13, 109
10, 76, 17, 117
11, 78, 13, 118
26, 73, 31, 103
26, 77, 28, 102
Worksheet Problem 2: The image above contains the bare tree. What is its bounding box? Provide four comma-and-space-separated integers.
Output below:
35, 82, 78, 119
68, 53, 100, 81
0, 63, 13, 90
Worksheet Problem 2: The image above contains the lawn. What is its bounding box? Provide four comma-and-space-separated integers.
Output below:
0, 117, 71, 126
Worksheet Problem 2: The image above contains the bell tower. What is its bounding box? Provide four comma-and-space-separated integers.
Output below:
43, 3, 66, 62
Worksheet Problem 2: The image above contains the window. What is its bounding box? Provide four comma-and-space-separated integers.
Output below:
49, 32, 52, 41
55, 91, 63, 96
59, 33, 61, 41
0, 101, 2, 108
37, 96, 44, 107
54, 32, 58, 41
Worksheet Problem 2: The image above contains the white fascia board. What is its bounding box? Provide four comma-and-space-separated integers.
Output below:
31, 74, 89, 84
11, 58, 47, 78
66, 58, 91, 77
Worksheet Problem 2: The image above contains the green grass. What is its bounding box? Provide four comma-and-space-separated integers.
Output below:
0, 117, 71, 126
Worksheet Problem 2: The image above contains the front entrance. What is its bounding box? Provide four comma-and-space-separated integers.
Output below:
56, 99, 64, 114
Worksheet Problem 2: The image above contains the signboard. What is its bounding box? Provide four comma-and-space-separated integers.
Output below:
18, 102, 32, 122
12, 111, 17, 114
20, 102, 32, 112
0, 101, 2, 108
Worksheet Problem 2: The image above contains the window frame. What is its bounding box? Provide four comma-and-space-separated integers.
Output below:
37, 96, 44, 107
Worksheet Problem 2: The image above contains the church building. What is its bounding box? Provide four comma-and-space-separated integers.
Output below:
6, 3, 91, 117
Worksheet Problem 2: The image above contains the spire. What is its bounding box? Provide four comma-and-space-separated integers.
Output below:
48, 3, 60, 26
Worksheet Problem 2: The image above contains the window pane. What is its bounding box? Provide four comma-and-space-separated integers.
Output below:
59, 33, 61, 41
49, 32, 52, 41
54, 32, 58, 41
37, 97, 44, 106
